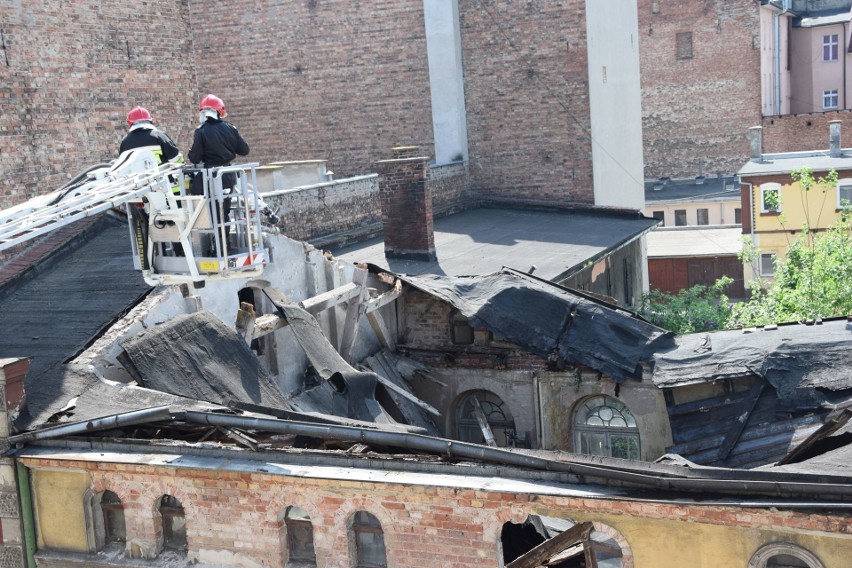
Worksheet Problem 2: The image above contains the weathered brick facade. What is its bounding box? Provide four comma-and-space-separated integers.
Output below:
762, 110, 852, 153
20, 455, 852, 568
0, 1, 197, 208
638, 0, 762, 179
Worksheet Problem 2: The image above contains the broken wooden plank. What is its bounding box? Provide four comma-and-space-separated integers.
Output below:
253, 313, 290, 338
362, 284, 401, 314
366, 310, 395, 350
471, 395, 497, 447
716, 378, 765, 462
777, 407, 852, 465
236, 301, 256, 344
300, 282, 361, 314
339, 267, 368, 362
217, 426, 258, 450
506, 522, 593, 568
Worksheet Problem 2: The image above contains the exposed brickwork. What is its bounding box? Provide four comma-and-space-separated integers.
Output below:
19, 457, 852, 568
188, 0, 434, 182
0, 1, 198, 210
459, 0, 594, 204
761, 111, 852, 153
378, 155, 436, 261
638, 0, 762, 179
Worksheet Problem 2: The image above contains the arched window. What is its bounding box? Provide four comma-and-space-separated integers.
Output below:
87, 490, 126, 551
284, 505, 317, 566
352, 511, 387, 568
573, 396, 640, 460
158, 495, 187, 551
456, 390, 517, 447
748, 543, 825, 568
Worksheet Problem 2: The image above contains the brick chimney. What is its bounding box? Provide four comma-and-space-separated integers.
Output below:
377, 147, 437, 262
829, 120, 842, 157
749, 126, 763, 162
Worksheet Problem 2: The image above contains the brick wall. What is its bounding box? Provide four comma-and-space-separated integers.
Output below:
761, 111, 852, 153
459, 0, 594, 204
19, 456, 852, 568
0, 1, 198, 209
638, 0, 762, 179
187, 0, 434, 182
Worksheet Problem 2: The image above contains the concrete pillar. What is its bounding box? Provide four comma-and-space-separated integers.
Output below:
377, 149, 437, 262
829, 120, 842, 157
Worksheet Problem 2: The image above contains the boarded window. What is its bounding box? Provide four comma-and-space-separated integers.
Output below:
697, 208, 709, 225
674, 209, 687, 226
353, 511, 387, 568
676, 32, 693, 60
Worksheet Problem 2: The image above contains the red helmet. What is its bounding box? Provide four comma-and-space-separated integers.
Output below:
126, 106, 153, 127
199, 94, 226, 118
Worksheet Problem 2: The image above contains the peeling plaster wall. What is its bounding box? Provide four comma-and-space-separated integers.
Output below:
18, 457, 852, 568
31, 469, 91, 552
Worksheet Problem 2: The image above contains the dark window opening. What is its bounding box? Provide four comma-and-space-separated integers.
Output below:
734, 208, 742, 224
285, 506, 317, 566
101, 491, 126, 545
697, 208, 709, 225
674, 209, 687, 226
159, 495, 187, 551
676, 32, 693, 60
450, 311, 474, 345
652, 210, 665, 226
353, 511, 387, 568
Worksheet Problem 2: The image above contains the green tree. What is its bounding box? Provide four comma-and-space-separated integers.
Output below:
638, 277, 733, 334
729, 217, 852, 327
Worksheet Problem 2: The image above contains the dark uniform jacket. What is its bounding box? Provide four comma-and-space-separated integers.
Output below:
119, 125, 180, 164
188, 118, 249, 191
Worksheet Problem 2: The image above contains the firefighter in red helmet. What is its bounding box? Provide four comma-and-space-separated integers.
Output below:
119, 106, 182, 165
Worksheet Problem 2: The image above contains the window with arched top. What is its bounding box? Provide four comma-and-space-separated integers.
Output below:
748, 543, 825, 568
158, 495, 187, 551
352, 511, 387, 568
573, 396, 640, 460
284, 505, 317, 567
86, 489, 126, 552
456, 390, 517, 447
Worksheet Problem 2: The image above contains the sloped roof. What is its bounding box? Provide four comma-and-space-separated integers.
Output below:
398, 268, 674, 382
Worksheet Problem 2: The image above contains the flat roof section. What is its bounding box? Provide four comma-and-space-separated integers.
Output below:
331, 207, 657, 281
647, 227, 744, 258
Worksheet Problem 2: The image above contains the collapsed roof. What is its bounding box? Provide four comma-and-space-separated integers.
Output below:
652, 318, 852, 410
398, 268, 675, 382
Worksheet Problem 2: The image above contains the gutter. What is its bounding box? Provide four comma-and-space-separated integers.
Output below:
8, 407, 852, 501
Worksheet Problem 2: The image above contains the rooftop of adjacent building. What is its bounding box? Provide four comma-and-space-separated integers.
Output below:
644, 175, 740, 203
331, 206, 657, 282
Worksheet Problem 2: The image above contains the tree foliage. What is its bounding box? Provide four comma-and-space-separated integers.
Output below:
638, 277, 733, 334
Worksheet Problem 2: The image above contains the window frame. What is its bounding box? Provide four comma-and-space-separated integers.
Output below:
573, 395, 641, 460
822, 88, 839, 109
823, 33, 839, 62
100, 491, 126, 545
284, 505, 317, 566
352, 511, 387, 568
456, 390, 517, 447
696, 208, 709, 226
760, 252, 776, 276
760, 183, 782, 213
158, 494, 187, 551
837, 179, 852, 209
449, 311, 474, 345
748, 542, 825, 568
674, 209, 687, 226
734, 207, 742, 224
652, 210, 665, 226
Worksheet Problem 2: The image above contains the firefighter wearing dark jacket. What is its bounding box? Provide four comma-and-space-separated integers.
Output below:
188, 94, 249, 191
120, 107, 182, 166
